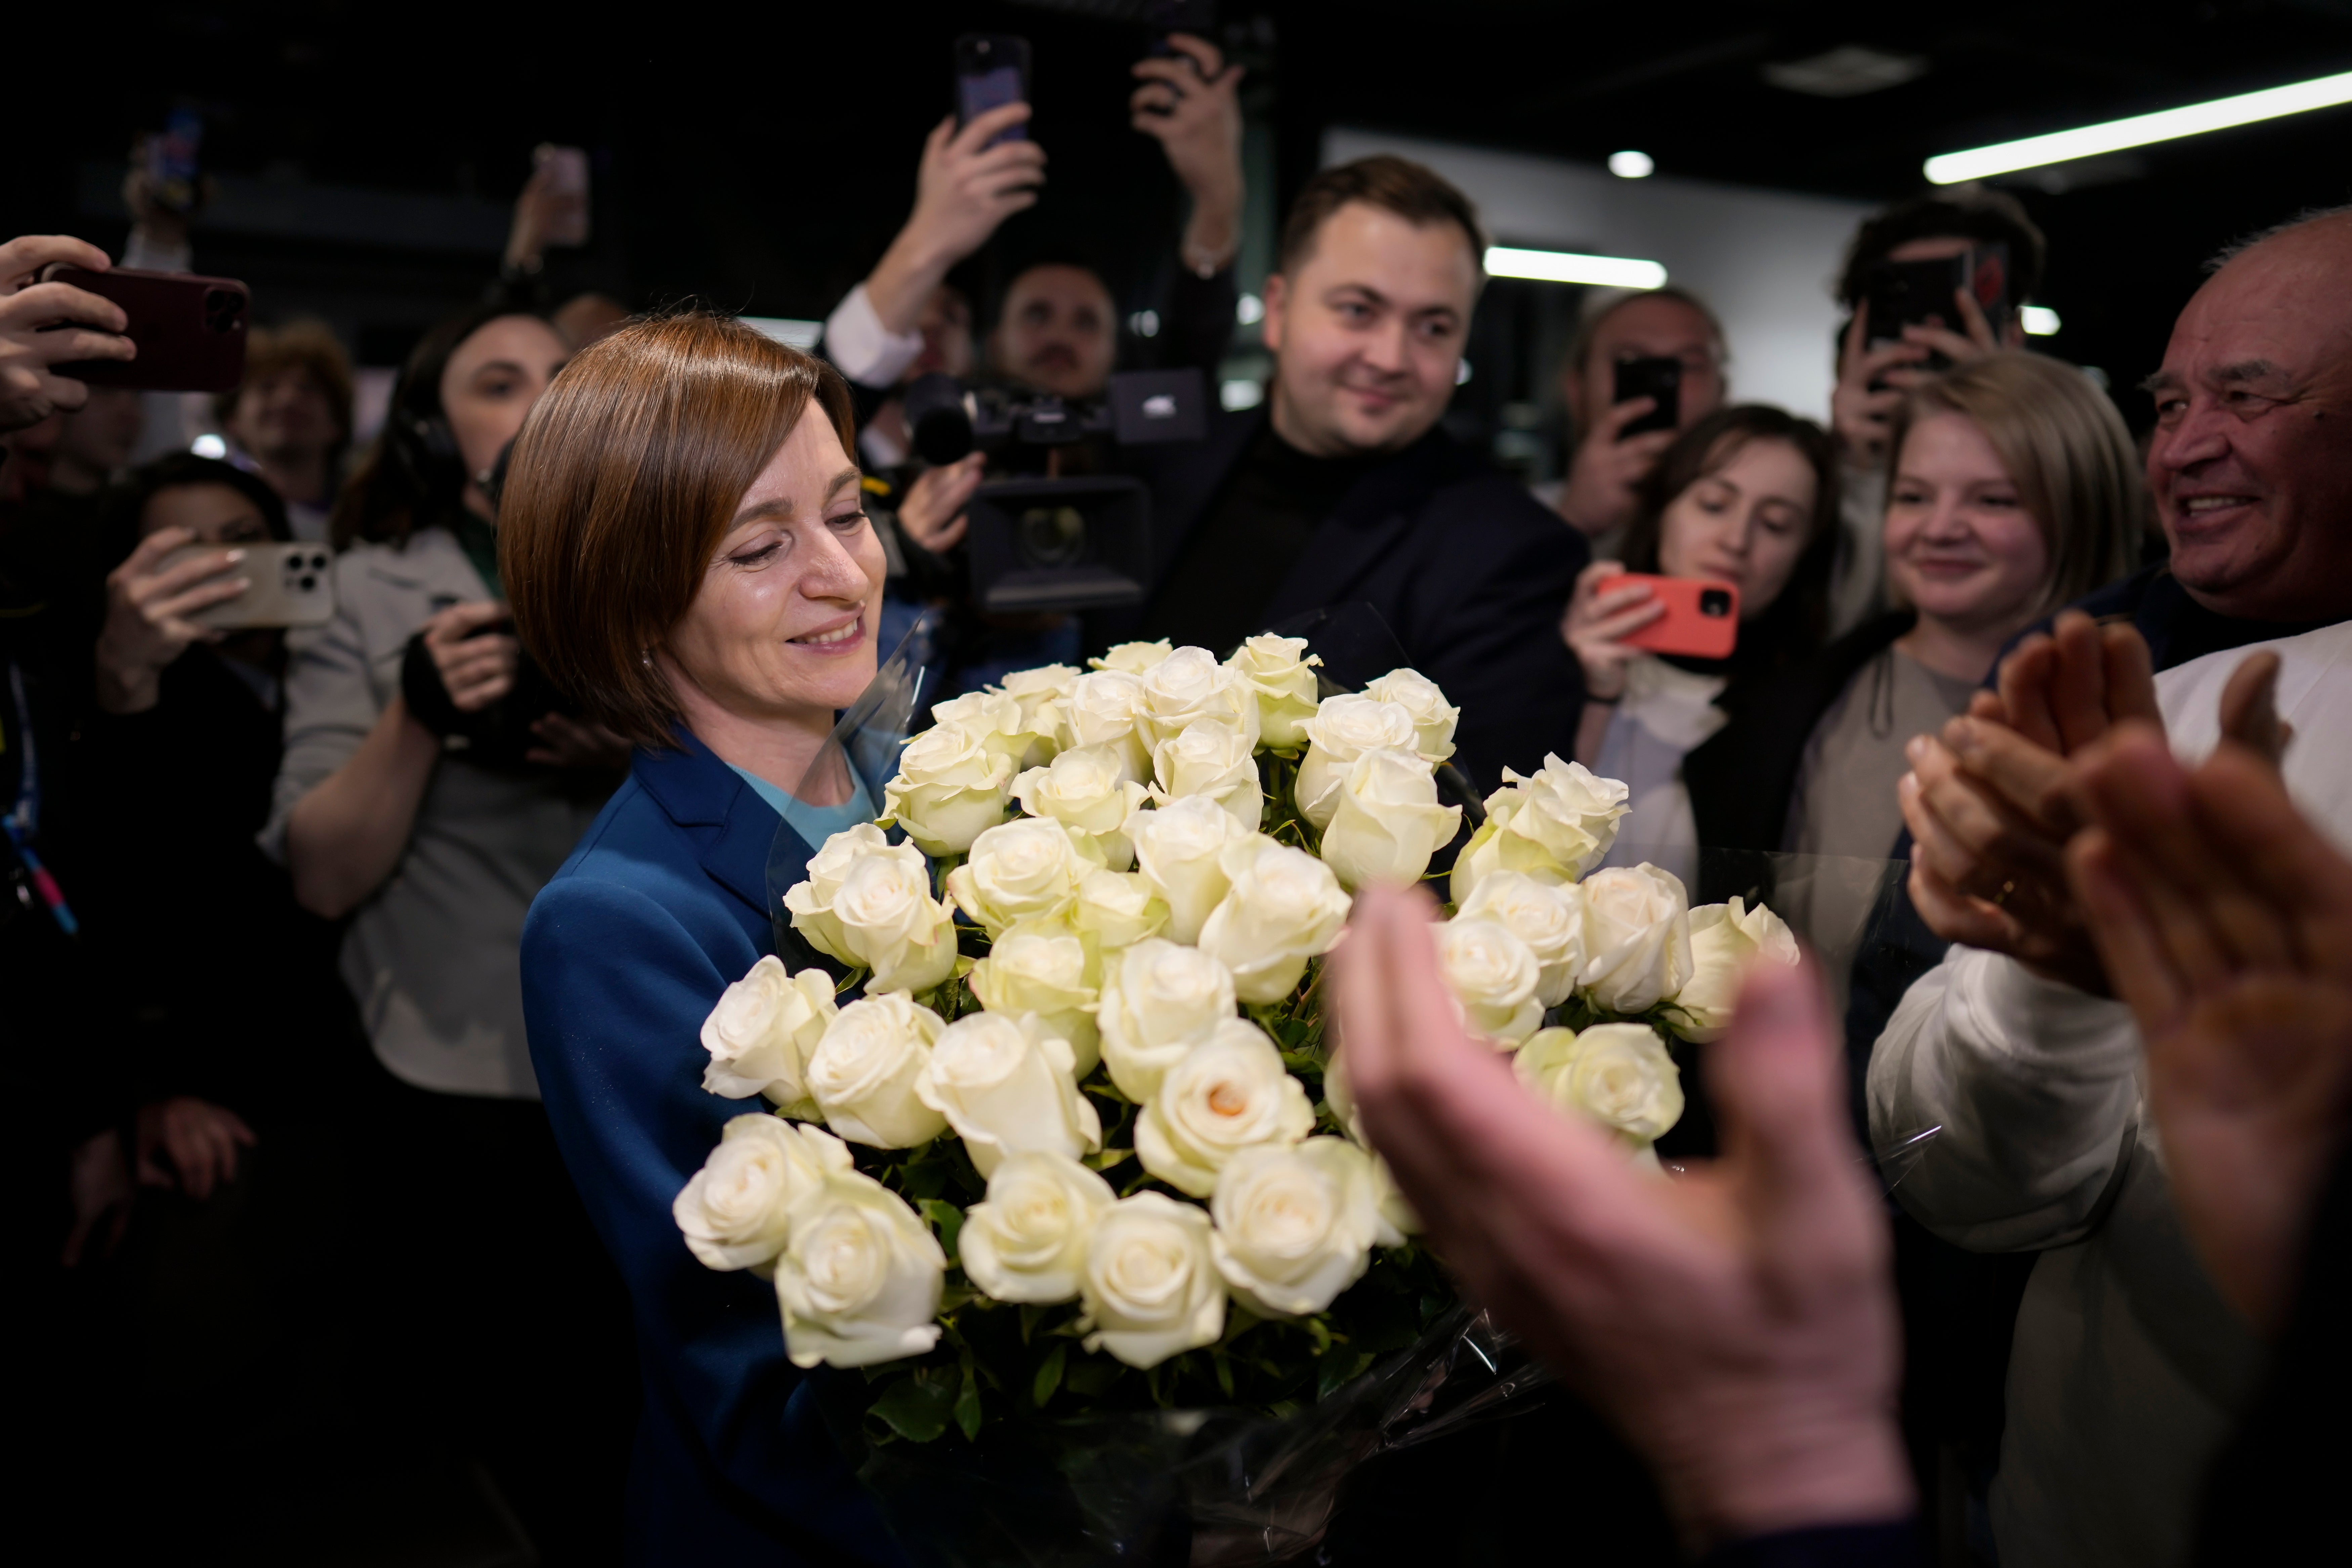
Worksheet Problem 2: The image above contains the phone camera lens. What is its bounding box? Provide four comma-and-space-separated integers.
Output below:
299, 575, 317, 591
1699, 589, 1733, 617
202, 289, 246, 334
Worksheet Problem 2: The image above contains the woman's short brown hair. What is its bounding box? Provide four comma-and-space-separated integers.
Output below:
500, 311, 857, 748
1885, 351, 2139, 619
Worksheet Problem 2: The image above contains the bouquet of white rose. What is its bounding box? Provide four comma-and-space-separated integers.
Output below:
670, 633, 1797, 1564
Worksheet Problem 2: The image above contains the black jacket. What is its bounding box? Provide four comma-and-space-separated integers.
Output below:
1683, 610, 1917, 904
1100, 410, 1590, 797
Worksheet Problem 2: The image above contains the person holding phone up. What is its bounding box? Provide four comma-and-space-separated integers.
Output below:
1560, 405, 1841, 893
1548, 285, 1730, 550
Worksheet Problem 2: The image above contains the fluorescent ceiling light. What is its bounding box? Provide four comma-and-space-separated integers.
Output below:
2019, 305, 2062, 336
1607, 150, 1654, 179
1485, 246, 1667, 289
1925, 68, 2352, 183
1764, 46, 1926, 99
742, 316, 824, 350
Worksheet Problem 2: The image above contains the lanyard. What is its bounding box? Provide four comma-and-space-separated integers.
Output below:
2, 659, 77, 936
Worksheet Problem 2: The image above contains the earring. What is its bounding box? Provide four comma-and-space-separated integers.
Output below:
475, 467, 496, 487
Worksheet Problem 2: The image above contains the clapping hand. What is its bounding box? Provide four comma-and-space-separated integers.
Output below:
0, 235, 134, 432
2066, 713, 2352, 1331
1333, 885, 1911, 1550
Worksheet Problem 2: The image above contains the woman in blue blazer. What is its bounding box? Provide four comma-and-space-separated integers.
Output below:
501, 313, 904, 1566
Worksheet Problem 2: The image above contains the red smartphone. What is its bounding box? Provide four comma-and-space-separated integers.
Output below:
1598, 573, 1741, 660
43, 266, 251, 392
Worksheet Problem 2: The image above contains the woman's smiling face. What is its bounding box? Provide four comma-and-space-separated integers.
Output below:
662, 409, 887, 724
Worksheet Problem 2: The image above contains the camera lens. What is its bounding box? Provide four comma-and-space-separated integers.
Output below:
1699, 588, 1733, 617
203, 289, 246, 334
299, 575, 318, 591
1015, 505, 1088, 568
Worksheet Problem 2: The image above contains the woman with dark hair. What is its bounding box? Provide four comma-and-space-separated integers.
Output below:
500, 312, 899, 1563
259, 303, 636, 1554
1560, 404, 1841, 891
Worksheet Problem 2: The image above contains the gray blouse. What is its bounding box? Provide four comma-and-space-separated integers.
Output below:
261, 526, 613, 1099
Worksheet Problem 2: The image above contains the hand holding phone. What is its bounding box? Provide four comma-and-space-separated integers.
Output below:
1612, 355, 1681, 439
956, 35, 1033, 148
42, 266, 249, 393
1598, 573, 1740, 659
0, 237, 135, 431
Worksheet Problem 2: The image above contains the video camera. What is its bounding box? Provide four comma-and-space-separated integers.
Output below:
899, 367, 1208, 614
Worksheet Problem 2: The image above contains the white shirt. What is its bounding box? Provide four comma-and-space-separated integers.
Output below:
1868, 618, 2352, 1568
822, 282, 925, 390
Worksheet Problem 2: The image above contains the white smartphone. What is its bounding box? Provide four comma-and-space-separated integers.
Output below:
164, 542, 337, 630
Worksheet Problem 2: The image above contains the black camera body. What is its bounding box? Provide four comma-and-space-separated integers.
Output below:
901, 368, 1208, 613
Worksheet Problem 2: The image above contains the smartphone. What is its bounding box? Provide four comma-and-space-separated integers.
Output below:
45, 267, 250, 392
164, 542, 337, 630
1598, 573, 1740, 660
955, 35, 1032, 147
1145, 0, 1217, 56
1863, 243, 2011, 352
536, 144, 591, 247
1613, 356, 1681, 438
146, 109, 204, 215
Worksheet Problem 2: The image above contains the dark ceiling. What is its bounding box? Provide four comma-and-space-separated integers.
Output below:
11, 1, 2351, 413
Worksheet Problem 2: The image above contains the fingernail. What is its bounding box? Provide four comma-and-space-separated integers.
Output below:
223, 549, 245, 561
1904, 736, 1927, 762
1948, 719, 1981, 756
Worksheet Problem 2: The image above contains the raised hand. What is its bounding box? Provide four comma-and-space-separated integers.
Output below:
1898, 611, 2161, 992
1555, 397, 1678, 538
2066, 722, 2352, 1331
865, 106, 1049, 338
94, 526, 251, 714
1131, 34, 1245, 269
1332, 884, 1910, 1550
1830, 304, 1930, 470
0, 234, 134, 432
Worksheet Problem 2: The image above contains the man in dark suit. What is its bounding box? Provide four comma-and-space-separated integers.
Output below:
1102, 155, 1589, 796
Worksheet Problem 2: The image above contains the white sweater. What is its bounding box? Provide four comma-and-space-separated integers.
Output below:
1868, 619, 2352, 1568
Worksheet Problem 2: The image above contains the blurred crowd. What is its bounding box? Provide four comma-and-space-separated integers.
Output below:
4, 25, 2348, 1568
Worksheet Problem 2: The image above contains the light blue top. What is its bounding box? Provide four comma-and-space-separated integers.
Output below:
723, 761, 877, 847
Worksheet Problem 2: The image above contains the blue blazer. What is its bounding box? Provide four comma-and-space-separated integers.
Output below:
521, 732, 901, 1567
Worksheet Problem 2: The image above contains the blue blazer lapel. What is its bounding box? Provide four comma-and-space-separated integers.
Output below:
632, 733, 809, 920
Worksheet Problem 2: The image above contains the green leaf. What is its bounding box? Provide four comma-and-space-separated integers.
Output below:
955, 1356, 984, 1442
1213, 1348, 1235, 1400
1082, 1147, 1133, 1171
868, 1373, 955, 1443
1031, 1341, 1067, 1408
1019, 1303, 1046, 1345
918, 1198, 966, 1260
1317, 1349, 1374, 1401
1065, 1352, 1122, 1397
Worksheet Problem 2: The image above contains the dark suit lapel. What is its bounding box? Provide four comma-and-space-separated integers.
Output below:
1142, 406, 1265, 582
632, 733, 800, 920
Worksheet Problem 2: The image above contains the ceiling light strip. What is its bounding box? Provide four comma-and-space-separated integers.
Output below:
1484, 246, 1667, 289
1924, 68, 2352, 184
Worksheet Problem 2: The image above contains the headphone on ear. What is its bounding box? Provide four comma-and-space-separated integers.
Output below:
388, 410, 465, 500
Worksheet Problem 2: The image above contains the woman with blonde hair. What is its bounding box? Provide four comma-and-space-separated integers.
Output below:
1681, 350, 2139, 1011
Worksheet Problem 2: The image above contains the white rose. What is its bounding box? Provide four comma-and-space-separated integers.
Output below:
1435, 916, 1545, 1045
1064, 669, 1152, 781
774, 1171, 946, 1368
1072, 868, 1167, 951
1134, 1018, 1315, 1196
1317, 748, 1461, 890
915, 1011, 1101, 1176
1314, 1056, 1421, 1245
1137, 644, 1261, 754
1127, 795, 1244, 945
992, 663, 1080, 756
1091, 639, 1175, 675
1456, 871, 1587, 1008
1666, 897, 1801, 1043
1196, 837, 1352, 1005
968, 922, 1101, 1074
1096, 938, 1237, 1103
1013, 745, 1149, 867
699, 955, 837, 1113
1448, 754, 1632, 904
958, 1151, 1116, 1305
1579, 864, 1695, 1016
671, 1114, 852, 1274
1151, 718, 1264, 835
1515, 1022, 1684, 1146
807, 991, 949, 1149
783, 831, 958, 996
1360, 668, 1459, 762
947, 816, 1098, 937
884, 722, 1016, 856
1294, 694, 1419, 830
928, 689, 1047, 768
1079, 1192, 1226, 1368
1224, 634, 1322, 750
1210, 1137, 1384, 1318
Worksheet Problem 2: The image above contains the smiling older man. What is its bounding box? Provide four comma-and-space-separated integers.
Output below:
1869, 205, 2352, 1568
